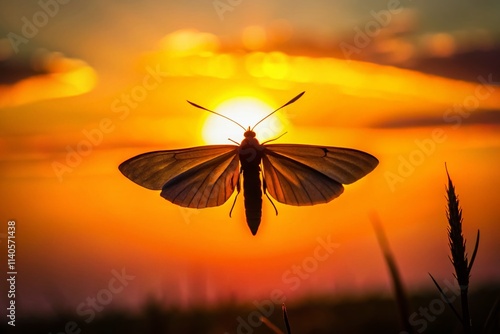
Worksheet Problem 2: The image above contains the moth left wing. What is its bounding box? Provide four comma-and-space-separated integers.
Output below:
262, 144, 378, 206
119, 145, 240, 208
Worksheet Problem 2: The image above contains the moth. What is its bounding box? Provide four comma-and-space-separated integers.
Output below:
119, 92, 378, 235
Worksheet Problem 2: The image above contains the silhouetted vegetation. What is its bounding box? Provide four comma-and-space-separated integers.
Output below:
1, 286, 499, 334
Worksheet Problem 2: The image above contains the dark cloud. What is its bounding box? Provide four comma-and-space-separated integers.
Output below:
372, 109, 500, 129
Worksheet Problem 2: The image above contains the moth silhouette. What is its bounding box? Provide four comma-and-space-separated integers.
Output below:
119, 92, 378, 235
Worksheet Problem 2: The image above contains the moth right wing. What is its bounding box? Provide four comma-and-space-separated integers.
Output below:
262, 144, 378, 206
119, 145, 240, 208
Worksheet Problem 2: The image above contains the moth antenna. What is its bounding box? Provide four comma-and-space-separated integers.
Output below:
261, 132, 288, 145
187, 100, 247, 131
251, 91, 305, 131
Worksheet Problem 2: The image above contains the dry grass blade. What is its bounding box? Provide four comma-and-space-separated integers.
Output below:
371, 212, 413, 334
428, 273, 464, 325
483, 298, 500, 333
468, 230, 480, 273
282, 303, 292, 334
483, 297, 500, 334
260, 316, 285, 334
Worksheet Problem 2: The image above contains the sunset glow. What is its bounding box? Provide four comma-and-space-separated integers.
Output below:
201, 97, 284, 144
1, 2, 499, 332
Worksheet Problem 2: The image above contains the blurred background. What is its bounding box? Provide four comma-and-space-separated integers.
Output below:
0, 0, 499, 333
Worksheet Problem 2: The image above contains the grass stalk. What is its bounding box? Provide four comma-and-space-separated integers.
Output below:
282, 303, 292, 334
371, 212, 414, 334
260, 316, 285, 334
437, 164, 480, 333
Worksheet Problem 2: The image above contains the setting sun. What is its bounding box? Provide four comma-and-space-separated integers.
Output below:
201, 97, 286, 144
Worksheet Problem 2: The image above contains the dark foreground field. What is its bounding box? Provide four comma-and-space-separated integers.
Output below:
3, 285, 498, 334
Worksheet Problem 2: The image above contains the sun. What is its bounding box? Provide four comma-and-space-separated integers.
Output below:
202, 97, 286, 144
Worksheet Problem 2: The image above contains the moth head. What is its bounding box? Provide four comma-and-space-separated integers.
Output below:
241, 127, 260, 147
244, 127, 256, 139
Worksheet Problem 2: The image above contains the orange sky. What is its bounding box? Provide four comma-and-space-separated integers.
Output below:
1, 10, 500, 316
1, 43, 500, 314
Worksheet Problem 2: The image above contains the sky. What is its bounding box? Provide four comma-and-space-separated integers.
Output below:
0, 0, 499, 319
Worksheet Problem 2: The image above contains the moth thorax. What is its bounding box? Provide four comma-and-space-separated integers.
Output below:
241, 136, 260, 148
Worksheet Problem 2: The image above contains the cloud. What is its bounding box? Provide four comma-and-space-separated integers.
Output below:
0, 47, 97, 108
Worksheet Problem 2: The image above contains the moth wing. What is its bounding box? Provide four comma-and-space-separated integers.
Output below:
119, 145, 240, 208
262, 144, 378, 206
